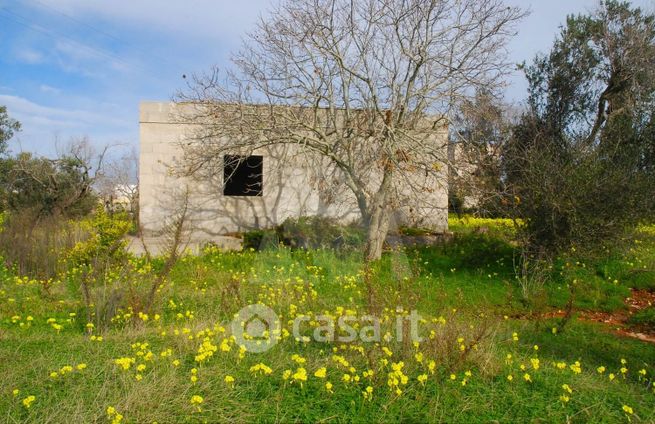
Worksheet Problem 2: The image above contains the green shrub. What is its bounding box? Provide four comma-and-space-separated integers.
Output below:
398, 226, 434, 236
67, 205, 132, 268
628, 306, 655, 331
279, 216, 365, 250
622, 271, 655, 291
242, 228, 279, 250
242, 216, 365, 251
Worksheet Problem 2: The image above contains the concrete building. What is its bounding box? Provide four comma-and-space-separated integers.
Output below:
139, 101, 449, 243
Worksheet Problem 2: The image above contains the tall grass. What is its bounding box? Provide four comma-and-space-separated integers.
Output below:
0, 211, 87, 279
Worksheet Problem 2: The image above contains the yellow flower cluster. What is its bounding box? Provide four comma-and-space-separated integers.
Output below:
195, 337, 219, 362
114, 357, 135, 371
190, 395, 204, 412
250, 363, 273, 375
49, 363, 87, 379
106, 406, 124, 424
22, 395, 36, 409
387, 361, 409, 395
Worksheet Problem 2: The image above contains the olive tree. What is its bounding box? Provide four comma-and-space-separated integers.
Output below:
1, 138, 106, 219
503, 0, 655, 256
180, 0, 525, 260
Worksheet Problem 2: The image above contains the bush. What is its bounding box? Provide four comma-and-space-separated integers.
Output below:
242, 228, 278, 250
67, 206, 132, 268
243, 216, 366, 251
278, 216, 365, 250
398, 226, 434, 236
61, 207, 177, 329
627, 306, 655, 331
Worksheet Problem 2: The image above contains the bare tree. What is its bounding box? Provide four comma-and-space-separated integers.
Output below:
179, 0, 526, 260
448, 89, 519, 215
95, 146, 139, 218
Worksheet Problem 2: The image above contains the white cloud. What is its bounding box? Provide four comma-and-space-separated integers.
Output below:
14, 47, 44, 64
0, 94, 127, 128
0, 93, 134, 154
0, 93, 137, 156
50, 40, 134, 77
29, 0, 273, 43
39, 84, 61, 95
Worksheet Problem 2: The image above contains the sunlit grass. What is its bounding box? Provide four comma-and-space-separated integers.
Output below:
0, 218, 654, 422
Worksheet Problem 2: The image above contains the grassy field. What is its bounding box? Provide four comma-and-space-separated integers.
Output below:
1, 216, 654, 423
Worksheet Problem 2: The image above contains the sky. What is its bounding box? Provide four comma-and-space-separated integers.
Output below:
0, 0, 653, 157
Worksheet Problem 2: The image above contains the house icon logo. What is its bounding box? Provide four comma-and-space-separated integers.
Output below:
231, 304, 280, 353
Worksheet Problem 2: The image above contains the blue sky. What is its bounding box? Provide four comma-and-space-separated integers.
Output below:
0, 0, 653, 157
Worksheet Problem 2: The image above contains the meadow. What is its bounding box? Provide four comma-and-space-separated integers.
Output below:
1, 214, 654, 423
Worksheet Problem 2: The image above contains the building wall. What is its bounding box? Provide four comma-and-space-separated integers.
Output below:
139, 101, 449, 237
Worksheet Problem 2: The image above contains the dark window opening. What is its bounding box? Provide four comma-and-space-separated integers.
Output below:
223, 155, 263, 196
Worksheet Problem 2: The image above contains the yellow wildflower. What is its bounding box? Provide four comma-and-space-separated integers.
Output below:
291, 354, 306, 364
106, 406, 123, 424
22, 395, 36, 408
250, 363, 273, 375
292, 367, 308, 384
190, 395, 204, 412
114, 357, 135, 371
362, 386, 373, 401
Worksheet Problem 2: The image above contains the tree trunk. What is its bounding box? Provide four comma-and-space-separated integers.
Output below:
364, 168, 393, 261
365, 203, 390, 261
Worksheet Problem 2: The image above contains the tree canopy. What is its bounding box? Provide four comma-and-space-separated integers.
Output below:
181, 0, 526, 260
503, 0, 655, 255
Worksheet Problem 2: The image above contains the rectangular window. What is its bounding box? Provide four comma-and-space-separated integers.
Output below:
223, 155, 263, 196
